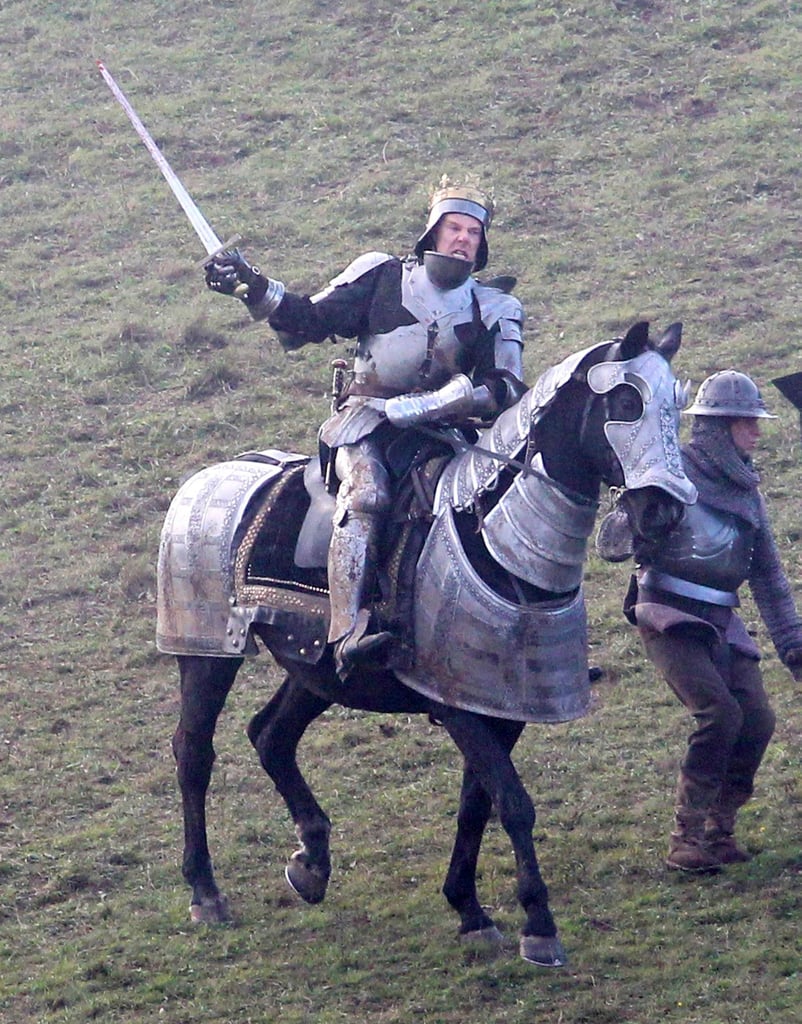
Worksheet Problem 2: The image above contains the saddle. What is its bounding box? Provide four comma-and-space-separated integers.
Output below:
230, 433, 455, 666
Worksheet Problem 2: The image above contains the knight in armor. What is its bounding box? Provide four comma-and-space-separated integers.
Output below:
203, 177, 525, 678
623, 370, 802, 872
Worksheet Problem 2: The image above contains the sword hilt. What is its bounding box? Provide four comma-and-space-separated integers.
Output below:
330, 358, 349, 412
196, 235, 242, 268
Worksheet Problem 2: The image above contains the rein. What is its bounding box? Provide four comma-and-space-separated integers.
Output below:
415, 424, 532, 475
415, 425, 597, 508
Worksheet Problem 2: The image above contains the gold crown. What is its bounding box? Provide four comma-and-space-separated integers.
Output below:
428, 174, 495, 223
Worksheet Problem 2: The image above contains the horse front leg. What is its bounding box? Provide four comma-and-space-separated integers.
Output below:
442, 764, 503, 949
247, 671, 333, 905
438, 707, 566, 967
172, 655, 242, 924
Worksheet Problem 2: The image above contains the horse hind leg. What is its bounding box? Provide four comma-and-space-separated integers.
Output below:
172, 655, 242, 924
247, 672, 333, 905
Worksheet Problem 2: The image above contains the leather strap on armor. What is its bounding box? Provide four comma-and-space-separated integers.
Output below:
345, 381, 406, 399
639, 568, 739, 607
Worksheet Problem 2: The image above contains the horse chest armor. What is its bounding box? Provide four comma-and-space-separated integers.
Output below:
396, 505, 591, 723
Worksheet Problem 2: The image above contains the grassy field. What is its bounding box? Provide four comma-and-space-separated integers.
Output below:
1, 0, 801, 1021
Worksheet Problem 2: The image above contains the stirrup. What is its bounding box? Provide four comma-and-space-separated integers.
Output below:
333, 610, 393, 679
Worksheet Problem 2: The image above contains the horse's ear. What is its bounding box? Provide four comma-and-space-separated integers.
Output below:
619, 320, 650, 359
654, 321, 682, 362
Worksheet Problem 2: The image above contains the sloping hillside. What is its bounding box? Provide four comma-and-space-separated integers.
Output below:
0, 2, 800, 1021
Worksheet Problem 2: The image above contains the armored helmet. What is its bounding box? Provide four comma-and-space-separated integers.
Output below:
684, 370, 776, 419
414, 177, 494, 272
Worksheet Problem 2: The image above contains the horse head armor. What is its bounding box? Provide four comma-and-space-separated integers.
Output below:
586, 343, 695, 502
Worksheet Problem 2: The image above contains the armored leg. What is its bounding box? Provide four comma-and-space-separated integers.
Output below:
328, 439, 393, 678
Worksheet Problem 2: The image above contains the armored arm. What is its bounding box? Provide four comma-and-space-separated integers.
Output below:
384, 374, 492, 427
474, 286, 525, 412
268, 252, 395, 351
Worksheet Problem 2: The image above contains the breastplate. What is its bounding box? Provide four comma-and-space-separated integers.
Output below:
645, 501, 755, 592
352, 264, 478, 393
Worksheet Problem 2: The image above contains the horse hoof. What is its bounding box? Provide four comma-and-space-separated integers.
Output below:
285, 857, 328, 905
519, 934, 568, 967
189, 894, 230, 924
460, 925, 505, 955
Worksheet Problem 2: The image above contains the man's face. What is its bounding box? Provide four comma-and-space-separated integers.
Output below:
729, 416, 761, 456
433, 213, 483, 263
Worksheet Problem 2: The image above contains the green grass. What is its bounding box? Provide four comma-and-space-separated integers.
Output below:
1, 0, 802, 1021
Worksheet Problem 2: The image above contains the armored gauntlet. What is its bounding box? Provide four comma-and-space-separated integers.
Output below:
204, 249, 284, 315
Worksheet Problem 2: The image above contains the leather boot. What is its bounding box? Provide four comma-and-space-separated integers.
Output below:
705, 784, 754, 864
666, 809, 720, 873
705, 808, 752, 864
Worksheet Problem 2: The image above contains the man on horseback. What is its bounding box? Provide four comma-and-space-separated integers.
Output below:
203, 176, 525, 678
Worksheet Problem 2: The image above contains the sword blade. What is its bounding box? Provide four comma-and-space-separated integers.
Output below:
97, 60, 224, 256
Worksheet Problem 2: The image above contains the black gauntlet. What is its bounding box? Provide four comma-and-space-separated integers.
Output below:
205, 249, 269, 306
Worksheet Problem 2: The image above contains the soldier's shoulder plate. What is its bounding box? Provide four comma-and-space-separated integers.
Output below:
472, 280, 523, 328
313, 251, 396, 299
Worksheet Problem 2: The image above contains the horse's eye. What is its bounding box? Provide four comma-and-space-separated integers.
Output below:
612, 384, 643, 422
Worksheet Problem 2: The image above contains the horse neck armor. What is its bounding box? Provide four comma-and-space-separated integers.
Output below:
431, 343, 603, 592
481, 452, 598, 592
434, 341, 604, 512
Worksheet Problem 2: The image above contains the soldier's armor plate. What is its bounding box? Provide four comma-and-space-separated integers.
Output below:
352, 266, 475, 391
319, 260, 523, 449
645, 500, 755, 592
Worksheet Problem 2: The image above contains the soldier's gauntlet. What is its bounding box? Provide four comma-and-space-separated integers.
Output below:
384, 374, 478, 427
205, 249, 285, 318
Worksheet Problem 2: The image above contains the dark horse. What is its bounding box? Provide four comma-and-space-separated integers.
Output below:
159, 321, 695, 966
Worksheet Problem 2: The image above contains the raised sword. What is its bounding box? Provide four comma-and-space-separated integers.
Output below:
96, 60, 245, 289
